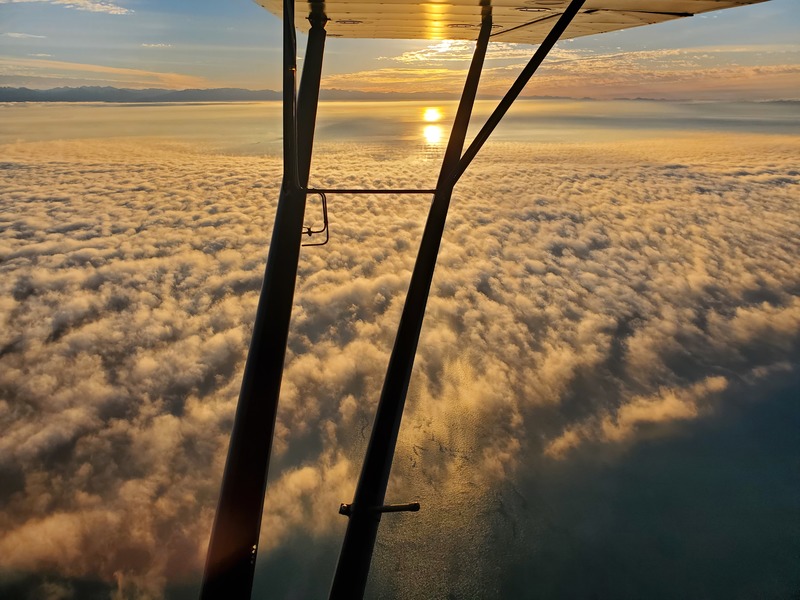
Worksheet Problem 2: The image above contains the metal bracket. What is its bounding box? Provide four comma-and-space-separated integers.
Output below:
301, 191, 329, 246
300, 188, 440, 247
339, 502, 421, 517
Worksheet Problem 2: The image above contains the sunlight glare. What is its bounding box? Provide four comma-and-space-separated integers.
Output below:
423, 125, 443, 144
423, 107, 442, 122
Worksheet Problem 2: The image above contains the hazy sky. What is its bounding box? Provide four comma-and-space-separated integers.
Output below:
1, 0, 799, 99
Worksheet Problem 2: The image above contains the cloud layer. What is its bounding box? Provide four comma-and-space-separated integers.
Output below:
0, 108, 799, 598
0, 57, 208, 89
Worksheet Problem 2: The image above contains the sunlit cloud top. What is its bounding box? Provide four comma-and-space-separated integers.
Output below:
0, 108, 798, 596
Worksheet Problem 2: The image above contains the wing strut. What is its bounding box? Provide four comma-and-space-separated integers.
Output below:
201, 0, 585, 598
328, 11, 494, 600
199, 3, 327, 598
330, 1, 585, 598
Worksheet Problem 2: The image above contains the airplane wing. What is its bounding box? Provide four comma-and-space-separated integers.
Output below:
254, 0, 769, 43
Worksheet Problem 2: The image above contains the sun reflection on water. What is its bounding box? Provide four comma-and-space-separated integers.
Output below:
420, 106, 445, 149
423, 125, 443, 145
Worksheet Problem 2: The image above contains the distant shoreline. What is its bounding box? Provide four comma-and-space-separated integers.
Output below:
2, 86, 798, 104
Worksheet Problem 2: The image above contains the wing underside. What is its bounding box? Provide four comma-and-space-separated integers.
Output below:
255, 0, 768, 43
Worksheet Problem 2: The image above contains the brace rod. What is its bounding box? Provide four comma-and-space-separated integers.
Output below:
282, 0, 299, 191
444, 0, 586, 188
339, 502, 421, 516
307, 188, 437, 195
328, 14, 493, 600
199, 5, 326, 599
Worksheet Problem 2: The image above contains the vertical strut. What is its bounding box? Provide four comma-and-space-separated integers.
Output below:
298, 10, 328, 186
328, 15, 493, 600
199, 3, 326, 598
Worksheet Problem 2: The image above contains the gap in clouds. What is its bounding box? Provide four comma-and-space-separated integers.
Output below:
0, 102, 798, 599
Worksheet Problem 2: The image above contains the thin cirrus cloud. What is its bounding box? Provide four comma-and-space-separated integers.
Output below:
0, 0, 131, 15
1, 32, 47, 38
0, 106, 798, 598
0, 56, 207, 88
380, 40, 539, 63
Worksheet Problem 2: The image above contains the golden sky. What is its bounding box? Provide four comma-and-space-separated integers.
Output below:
0, 0, 798, 99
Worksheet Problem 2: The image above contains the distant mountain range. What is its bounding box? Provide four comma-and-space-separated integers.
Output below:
0, 86, 463, 103
3, 86, 796, 104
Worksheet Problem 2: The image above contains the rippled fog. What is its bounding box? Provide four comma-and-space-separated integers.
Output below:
1, 100, 799, 599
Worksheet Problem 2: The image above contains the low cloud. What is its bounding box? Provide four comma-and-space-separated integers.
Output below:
0, 115, 798, 598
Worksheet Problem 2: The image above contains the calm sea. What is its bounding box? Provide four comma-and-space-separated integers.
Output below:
2, 99, 798, 152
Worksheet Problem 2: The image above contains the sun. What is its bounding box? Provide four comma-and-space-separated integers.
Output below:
423, 107, 442, 122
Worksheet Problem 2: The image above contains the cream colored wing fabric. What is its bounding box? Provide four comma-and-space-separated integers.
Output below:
255, 0, 768, 43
